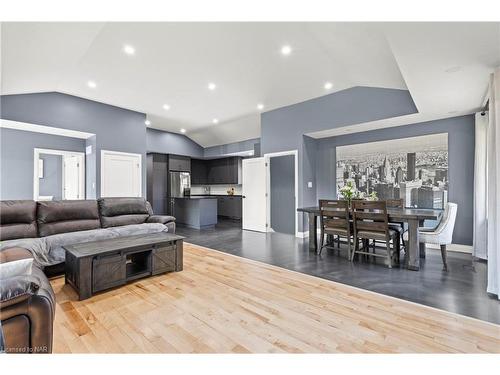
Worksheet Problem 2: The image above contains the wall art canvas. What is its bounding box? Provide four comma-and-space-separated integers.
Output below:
336, 133, 448, 209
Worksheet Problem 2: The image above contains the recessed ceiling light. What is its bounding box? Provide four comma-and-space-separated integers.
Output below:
87, 80, 97, 88
212, 118, 219, 124
144, 120, 151, 126
324, 82, 333, 90
123, 44, 135, 55
257, 103, 264, 111
208, 83, 217, 91
162, 104, 170, 111
180, 128, 186, 133
445, 66, 462, 73
281, 45, 292, 56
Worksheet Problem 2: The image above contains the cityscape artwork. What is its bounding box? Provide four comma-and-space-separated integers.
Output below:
336, 133, 448, 209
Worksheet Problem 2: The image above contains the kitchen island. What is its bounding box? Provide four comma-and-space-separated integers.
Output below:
173, 196, 218, 229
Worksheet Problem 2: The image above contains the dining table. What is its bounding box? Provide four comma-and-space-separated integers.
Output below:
297, 206, 443, 271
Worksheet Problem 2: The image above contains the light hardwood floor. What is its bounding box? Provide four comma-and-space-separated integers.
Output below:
51, 243, 500, 353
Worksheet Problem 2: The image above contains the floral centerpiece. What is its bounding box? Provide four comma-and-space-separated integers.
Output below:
339, 182, 378, 206
339, 181, 356, 206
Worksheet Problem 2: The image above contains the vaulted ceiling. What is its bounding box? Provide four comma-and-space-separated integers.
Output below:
1, 22, 499, 146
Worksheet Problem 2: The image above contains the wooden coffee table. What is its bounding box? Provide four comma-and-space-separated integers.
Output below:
64, 232, 184, 300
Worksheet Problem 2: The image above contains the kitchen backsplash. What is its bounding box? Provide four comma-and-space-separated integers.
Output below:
191, 184, 242, 195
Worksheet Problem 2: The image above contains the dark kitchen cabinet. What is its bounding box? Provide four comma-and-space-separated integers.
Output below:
217, 196, 242, 219
191, 159, 208, 185
207, 158, 227, 184
147, 153, 169, 215
191, 157, 242, 185
168, 155, 191, 172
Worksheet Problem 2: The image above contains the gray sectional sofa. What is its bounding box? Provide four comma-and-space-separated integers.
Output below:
0, 197, 176, 268
0, 197, 175, 353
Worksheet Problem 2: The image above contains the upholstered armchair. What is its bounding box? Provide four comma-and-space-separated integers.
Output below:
404, 202, 458, 271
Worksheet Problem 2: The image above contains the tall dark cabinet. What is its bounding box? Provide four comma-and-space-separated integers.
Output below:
147, 153, 169, 215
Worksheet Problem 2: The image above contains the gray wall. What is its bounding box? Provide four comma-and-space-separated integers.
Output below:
315, 115, 475, 245
204, 137, 260, 158
261, 86, 418, 232
38, 154, 63, 200
260, 86, 474, 243
147, 128, 203, 157
1, 92, 147, 197
0, 128, 85, 200
270, 154, 295, 234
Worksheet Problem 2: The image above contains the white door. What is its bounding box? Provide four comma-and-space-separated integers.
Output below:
101, 150, 142, 197
63, 155, 83, 199
242, 157, 267, 232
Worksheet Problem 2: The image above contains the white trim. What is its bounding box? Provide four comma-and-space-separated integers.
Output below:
1, 119, 94, 139
33, 148, 85, 201
426, 243, 473, 254
100, 150, 142, 198
264, 150, 299, 238
297, 231, 309, 239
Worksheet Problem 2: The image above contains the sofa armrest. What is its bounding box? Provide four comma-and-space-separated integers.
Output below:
0, 266, 55, 353
0, 275, 40, 309
147, 215, 176, 224
0, 247, 33, 264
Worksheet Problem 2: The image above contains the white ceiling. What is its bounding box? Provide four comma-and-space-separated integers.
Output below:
1, 22, 499, 146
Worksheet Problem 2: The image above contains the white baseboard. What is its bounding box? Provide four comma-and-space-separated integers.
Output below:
426, 243, 472, 254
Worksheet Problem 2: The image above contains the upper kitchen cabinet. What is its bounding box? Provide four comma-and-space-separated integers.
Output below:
168, 154, 191, 172
191, 158, 208, 185
192, 157, 242, 185
207, 158, 227, 184
226, 157, 242, 184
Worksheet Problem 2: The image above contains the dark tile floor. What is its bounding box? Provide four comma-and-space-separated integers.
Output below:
177, 219, 500, 325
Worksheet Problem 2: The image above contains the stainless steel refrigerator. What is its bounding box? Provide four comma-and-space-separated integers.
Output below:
169, 171, 191, 215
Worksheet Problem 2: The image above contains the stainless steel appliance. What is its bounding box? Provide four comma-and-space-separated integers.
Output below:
169, 171, 191, 215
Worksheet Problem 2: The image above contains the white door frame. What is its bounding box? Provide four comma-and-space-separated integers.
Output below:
33, 148, 85, 200
100, 150, 142, 197
264, 150, 299, 237
242, 157, 268, 232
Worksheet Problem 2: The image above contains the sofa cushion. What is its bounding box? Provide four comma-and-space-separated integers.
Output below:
0, 200, 37, 241
37, 200, 101, 237
0, 258, 33, 280
98, 197, 149, 228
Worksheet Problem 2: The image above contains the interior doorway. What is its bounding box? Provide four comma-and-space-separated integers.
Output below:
265, 150, 298, 237
242, 157, 267, 232
34, 148, 85, 201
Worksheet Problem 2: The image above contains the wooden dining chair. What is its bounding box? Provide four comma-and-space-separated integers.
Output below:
386, 198, 406, 248
351, 200, 400, 268
318, 199, 352, 258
